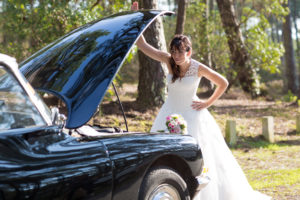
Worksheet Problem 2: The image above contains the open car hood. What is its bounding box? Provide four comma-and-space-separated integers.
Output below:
20, 10, 172, 129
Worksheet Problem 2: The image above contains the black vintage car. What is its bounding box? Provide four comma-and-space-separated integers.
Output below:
0, 10, 209, 200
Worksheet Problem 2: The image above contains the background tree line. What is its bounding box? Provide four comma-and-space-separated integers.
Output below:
0, 0, 299, 107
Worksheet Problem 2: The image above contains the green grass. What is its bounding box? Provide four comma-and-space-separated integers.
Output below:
246, 168, 300, 199
232, 142, 300, 199
247, 168, 300, 189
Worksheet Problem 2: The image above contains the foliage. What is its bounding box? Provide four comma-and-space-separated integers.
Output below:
244, 15, 284, 74
185, 1, 230, 76
0, 0, 130, 62
0, 0, 298, 100
185, 2, 207, 62
0, 0, 134, 105
162, 14, 176, 46
283, 90, 298, 102
117, 45, 139, 84
184, 0, 288, 93
242, 0, 288, 75
238, 0, 289, 92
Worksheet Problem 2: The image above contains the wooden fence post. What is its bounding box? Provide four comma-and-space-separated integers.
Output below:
262, 116, 274, 143
296, 115, 300, 134
225, 120, 237, 146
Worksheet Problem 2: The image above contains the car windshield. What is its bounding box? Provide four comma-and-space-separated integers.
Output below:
0, 66, 46, 130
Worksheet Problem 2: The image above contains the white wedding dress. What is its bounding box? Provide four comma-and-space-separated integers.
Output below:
151, 59, 271, 200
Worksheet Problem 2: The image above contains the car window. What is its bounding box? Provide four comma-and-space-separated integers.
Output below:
0, 66, 46, 131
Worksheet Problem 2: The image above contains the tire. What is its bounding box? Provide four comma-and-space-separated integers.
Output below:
139, 166, 190, 200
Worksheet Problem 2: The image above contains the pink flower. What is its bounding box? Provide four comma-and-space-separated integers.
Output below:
174, 126, 181, 133
166, 116, 171, 121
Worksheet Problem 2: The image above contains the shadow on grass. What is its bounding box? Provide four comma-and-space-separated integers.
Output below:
287, 130, 300, 136
230, 135, 300, 149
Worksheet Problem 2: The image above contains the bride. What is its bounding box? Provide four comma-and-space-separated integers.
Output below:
132, 3, 271, 200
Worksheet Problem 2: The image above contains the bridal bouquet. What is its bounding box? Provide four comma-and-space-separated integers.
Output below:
165, 114, 187, 135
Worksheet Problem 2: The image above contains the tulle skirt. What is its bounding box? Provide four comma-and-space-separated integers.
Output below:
151, 106, 271, 200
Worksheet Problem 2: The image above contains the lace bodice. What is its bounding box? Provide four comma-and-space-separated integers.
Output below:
166, 59, 201, 112
182, 59, 199, 77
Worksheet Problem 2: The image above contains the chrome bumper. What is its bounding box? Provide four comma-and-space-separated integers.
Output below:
195, 174, 210, 191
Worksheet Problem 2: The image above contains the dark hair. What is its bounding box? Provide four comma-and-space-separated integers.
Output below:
169, 35, 192, 83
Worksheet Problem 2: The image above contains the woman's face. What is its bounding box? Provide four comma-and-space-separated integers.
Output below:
171, 48, 190, 65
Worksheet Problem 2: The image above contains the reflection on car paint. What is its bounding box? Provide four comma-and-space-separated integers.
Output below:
20, 11, 168, 129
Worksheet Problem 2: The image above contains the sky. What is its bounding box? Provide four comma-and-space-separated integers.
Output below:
158, 0, 175, 11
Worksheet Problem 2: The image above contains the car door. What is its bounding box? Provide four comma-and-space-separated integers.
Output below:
0, 64, 113, 200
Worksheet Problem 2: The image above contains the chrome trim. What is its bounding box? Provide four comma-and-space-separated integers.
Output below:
195, 174, 210, 191
0, 54, 52, 126
149, 184, 180, 200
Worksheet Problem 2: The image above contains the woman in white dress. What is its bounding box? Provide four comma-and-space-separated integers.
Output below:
133, 3, 271, 200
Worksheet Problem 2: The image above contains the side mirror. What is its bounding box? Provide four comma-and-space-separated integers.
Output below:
51, 107, 66, 128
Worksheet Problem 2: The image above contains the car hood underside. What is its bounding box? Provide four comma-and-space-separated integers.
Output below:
20, 10, 172, 129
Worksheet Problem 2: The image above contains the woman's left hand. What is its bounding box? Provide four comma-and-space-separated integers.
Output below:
191, 100, 210, 110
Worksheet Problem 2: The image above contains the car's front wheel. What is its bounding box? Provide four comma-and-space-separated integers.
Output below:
139, 166, 190, 200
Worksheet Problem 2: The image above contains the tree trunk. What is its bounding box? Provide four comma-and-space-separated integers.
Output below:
137, 0, 168, 108
283, 0, 299, 94
291, 0, 300, 58
175, 0, 187, 35
209, 0, 214, 12
201, 0, 212, 68
216, 0, 260, 97
199, 0, 213, 91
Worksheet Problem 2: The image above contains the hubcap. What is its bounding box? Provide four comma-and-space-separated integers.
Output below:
149, 184, 181, 200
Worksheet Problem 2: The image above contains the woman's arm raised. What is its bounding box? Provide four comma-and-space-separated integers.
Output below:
136, 35, 170, 64
132, 1, 171, 71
